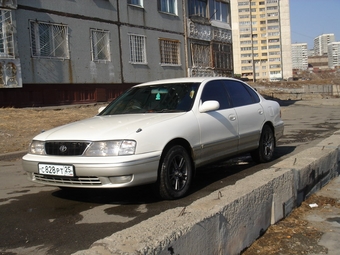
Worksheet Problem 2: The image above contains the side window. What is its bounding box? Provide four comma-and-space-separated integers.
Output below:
201, 80, 231, 109
244, 83, 260, 103
223, 80, 256, 107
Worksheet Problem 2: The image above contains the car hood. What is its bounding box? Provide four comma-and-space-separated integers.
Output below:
33, 113, 184, 141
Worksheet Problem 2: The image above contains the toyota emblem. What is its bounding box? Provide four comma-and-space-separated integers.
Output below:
59, 145, 68, 153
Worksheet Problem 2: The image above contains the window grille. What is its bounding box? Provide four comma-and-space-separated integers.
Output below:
191, 43, 210, 68
30, 21, 69, 59
0, 10, 14, 58
159, 39, 180, 65
91, 29, 110, 62
212, 43, 233, 70
129, 34, 147, 64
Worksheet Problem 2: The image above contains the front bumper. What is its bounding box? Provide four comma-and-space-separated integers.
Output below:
22, 152, 160, 188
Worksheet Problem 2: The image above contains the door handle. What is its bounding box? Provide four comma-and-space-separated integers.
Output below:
229, 114, 236, 121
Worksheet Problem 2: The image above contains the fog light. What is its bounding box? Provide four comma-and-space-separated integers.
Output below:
109, 175, 133, 184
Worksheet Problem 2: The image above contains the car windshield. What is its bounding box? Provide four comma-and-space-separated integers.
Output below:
99, 83, 200, 115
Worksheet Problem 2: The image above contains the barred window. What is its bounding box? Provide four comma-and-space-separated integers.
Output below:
91, 29, 110, 62
30, 21, 69, 59
159, 39, 180, 65
212, 43, 232, 70
129, 34, 147, 64
191, 43, 210, 68
0, 10, 14, 58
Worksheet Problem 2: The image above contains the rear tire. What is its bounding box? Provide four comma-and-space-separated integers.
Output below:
158, 145, 193, 200
251, 125, 275, 163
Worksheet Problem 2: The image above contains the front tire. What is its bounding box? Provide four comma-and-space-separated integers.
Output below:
158, 145, 193, 200
251, 125, 275, 163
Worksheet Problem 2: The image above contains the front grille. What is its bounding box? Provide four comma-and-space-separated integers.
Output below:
45, 142, 90, 156
34, 173, 102, 186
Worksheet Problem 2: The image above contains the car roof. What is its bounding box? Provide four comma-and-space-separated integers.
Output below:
136, 77, 244, 87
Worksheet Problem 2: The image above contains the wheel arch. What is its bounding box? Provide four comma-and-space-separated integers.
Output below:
157, 138, 196, 177
262, 121, 276, 147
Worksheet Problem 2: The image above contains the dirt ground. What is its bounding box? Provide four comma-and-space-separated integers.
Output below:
1, 101, 339, 254
242, 193, 340, 255
0, 104, 100, 154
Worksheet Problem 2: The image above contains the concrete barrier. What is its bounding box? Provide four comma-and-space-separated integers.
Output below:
73, 131, 340, 255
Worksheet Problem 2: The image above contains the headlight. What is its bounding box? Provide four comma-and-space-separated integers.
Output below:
29, 140, 46, 155
84, 140, 136, 156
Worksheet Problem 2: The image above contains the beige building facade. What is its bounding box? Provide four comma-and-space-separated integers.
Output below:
231, 0, 292, 81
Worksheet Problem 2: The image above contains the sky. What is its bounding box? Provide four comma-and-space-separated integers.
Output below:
289, 0, 340, 49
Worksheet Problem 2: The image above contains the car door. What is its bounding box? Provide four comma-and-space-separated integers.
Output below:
223, 80, 265, 153
195, 80, 239, 167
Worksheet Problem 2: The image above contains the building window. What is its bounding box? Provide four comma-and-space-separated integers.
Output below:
30, 21, 69, 59
241, 53, 252, 58
267, 19, 279, 24
209, 0, 230, 23
267, 6, 278, 11
159, 38, 181, 65
269, 51, 280, 55
238, 2, 249, 6
239, 14, 249, 19
90, 29, 110, 62
188, 0, 207, 18
239, 8, 250, 13
240, 21, 251, 26
0, 10, 14, 58
129, 34, 147, 64
240, 34, 251, 38
268, 25, 279, 30
159, 0, 177, 15
191, 43, 210, 68
240, 40, 252, 45
241, 47, 252, 51
128, 0, 143, 7
212, 43, 232, 70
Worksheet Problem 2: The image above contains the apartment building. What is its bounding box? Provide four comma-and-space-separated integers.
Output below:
231, 0, 292, 81
186, 0, 233, 77
1, 0, 187, 107
1, 0, 234, 107
328, 42, 340, 69
314, 33, 335, 56
291, 43, 308, 70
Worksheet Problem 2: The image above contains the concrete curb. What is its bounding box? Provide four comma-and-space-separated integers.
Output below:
0, 150, 26, 161
72, 130, 340, 255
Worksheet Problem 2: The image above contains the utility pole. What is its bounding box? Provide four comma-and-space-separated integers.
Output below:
249, 0, 256, 82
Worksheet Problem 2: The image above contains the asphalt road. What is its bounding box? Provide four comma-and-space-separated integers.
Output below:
1, 99, 340, 255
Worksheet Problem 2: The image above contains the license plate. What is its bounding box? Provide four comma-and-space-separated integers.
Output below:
38, 164, 74, 177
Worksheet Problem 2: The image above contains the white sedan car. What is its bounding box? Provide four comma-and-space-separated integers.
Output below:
22, 77, 284, 199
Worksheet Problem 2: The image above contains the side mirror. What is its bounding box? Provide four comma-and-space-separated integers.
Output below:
199, 100, 220, 113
